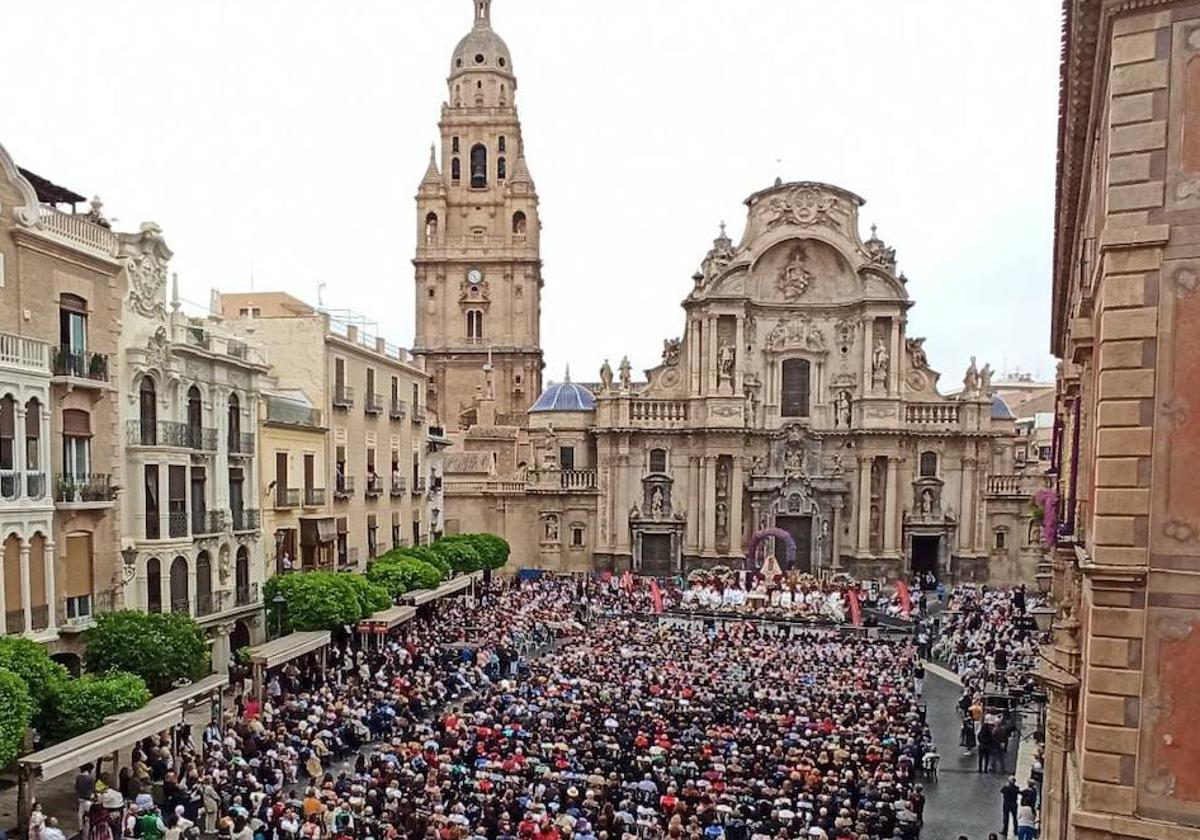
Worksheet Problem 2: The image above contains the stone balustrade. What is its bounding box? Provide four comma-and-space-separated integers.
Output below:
37, 206, 119, 257
905, 402, 961, 427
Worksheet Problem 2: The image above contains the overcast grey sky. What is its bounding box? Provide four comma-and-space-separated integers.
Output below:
5, 0, 1061, 390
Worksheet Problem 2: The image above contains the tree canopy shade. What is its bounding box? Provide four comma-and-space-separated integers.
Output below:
0, 667, 33, 768
436, 533, 510, 571
42, 672, 150, 743
82, 611, 210, 696
368, 554, 443, 596
430, 538, 483, 574
264, 572, 390, 633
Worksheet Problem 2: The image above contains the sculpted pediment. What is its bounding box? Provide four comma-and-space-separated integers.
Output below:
750, 238, 858, 305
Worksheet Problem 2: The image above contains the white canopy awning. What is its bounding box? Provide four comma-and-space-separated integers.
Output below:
246, 630, 330, 670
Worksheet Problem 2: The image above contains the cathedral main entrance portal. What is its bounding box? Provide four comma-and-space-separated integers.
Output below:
640, 534, 674, 577
775, 515, 813, 573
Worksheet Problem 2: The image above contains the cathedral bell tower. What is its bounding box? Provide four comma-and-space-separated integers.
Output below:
413, 0, 543, 432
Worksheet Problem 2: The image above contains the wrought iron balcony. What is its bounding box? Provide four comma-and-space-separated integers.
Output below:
51, 346, 109, 384
168, 510, 189, 539
231, 508, 260, 532
235, 582, 258, 607
229, 432, 255, 456
412, 476, 428, 495
365, 474, 384, 498
304, 487, 327, 507
365, 393, 383, 415
333, 385, 355, 409
334, 476, 355, 501
390, 476, 407, 496
389, 399, 407, 421
274, 488, 301, 509
54, 473, 116, 506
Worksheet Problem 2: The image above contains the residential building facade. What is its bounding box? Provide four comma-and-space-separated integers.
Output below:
222, 293, 432, 571
0, 142, 124, 666
1041, 3, 1200, 840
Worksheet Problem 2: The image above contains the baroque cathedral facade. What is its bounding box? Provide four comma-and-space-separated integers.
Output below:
419, 2, 1041, 583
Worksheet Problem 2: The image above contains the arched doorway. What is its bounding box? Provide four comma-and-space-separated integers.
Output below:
230, 620, 251, 657
169, 555, 189, 613
235, 546, 250, 605
196, 551, 213, 615
146, 557, 162, 612
745, 527, 797, 572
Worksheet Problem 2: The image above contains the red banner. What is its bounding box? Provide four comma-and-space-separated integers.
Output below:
847, 589, 862, 627
621, 570, 634, 591
649, 580, 664, 614
896, 579, 912, 618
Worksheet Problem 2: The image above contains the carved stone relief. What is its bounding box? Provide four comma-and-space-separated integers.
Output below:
120, 222, 173, 319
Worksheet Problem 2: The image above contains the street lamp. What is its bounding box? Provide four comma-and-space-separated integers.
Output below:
272, 593, 287, 638
120, 545, 138, 584
1030, 605, 1056, 633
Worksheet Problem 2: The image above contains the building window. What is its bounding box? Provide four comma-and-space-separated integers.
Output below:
146, 557, 162, 613
993, 529, 1007, 551
571, 526, 585, 548
187, 385, 203, 447
919, 451, 937, 478
59, 294, 88, 376
780, 358, 811, 418
424, 212, 439, 244
139, 376, 157, 445
498, 136, 506, 153
368, 514, 378, 558
513, 211, 527, 235
227, 392, 241, 452
559, 446, 575, 471
470, 144, 488, 188
452, 136, 460, 154
169, 555, 189, 614
451, 157, 461, 182
24, 397, 40, 474
62, 410, 92, 480
497, 157, 506, 180
466, 310, 484, 342
649, 448, 668, 474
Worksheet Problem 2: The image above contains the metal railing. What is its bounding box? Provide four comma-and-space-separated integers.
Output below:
229, 432, 255, 456
412, 476, 428, 495
0, 332, 49, 374
412, 405, 426, 423
54, 473, 115, 504
231, 508, 260, 532
236, 582, 258, 607
365, 393, 383, 415
365, 474, 384, 497
227, 339, 248, 359
168, 510, 189, 539
334, 476, 355, 500
333, 385, 355, 409
389, 399, 407, 421
2, 471, 46, 500
170, 597, 190, 615
52, 347, 109, 382
274, 488, 301, 509
305, 487, 327, 507
266, 397, 323, 428
202, 510, 227, 535
391, 477, 407, 496
185, 327, 211, 350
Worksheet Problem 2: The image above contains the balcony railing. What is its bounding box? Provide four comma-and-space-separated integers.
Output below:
987, 474, 1051, 497
186, 327, 211, 351
235, 582, 258, 607
187, 426, 217, 451
197, 510, 227, 536
365, 393, 383, 415
228, 432, 255, 456
227, 339, 248, 359
2, 470, 47, 501
334, 476, 355, 501
389, 399, 407, 421
54, 473, 115, 504
561, 469, 598, 490
274, 488, 301, 509
630, 399, 689, 427
390, 476, 407, 496
0, 332, 49, 374
231, 508, 260, 532
170, 596, 190, 615
905, 403, 961, 427
412, 476, 428, 495
52, 347, 109, 383
304, 487, 327, 507
365, 474, 384, 498
196, 591, 216, 617
37, 206, 120, 257
126, 420, 215, 450
412, 406, 426, 423
333, 386, 355, 409
265, 397, 323, 428
168, 510, 189, 539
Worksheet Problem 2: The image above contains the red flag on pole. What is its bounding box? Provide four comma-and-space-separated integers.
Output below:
895, 579, 912, 618
847, 589, 862, 627
649, 580, 664, 614
622, 570, 634, 592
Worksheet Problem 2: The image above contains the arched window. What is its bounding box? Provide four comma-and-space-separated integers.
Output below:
61, 409, 91, 482
649, 448, 668, 474
512, 211, 527, 235
170, 556, 189, 613
424, 212, 439, 244
139, 376, 157, 445
24, 397, 40, 473
498, 136, 506, 153
919, 451, 938, 478
497, 157, 506, 180
499, 84, 507, 105
0, 396, 13, 498
227, 393, 241, 453
187, 386, 202, 449
146, 557, 162, 613
470, 144, 488, 188
466, 310, 484, 342
780, 359, 811, 418
452, 137, 460, 154
451, 157, 461, 182
235, 546, 250, 605
196, 551, 213, 615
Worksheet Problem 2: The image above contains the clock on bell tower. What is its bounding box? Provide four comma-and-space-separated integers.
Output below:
412, 0, 543, 432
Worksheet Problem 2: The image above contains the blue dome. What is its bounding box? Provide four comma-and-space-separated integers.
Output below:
991, 394, 1015, 420
530, 380, 596, 413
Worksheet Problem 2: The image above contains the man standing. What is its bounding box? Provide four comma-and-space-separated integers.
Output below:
1000, 776, 1020, 836
977, 723, 995, 773
913, 661, 926, 697
74, 763, 95, 829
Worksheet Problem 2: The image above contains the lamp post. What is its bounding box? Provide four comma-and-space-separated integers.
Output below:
272, 593, 287, 639
120, 545, 138, 585
1030, 605, 1056, 633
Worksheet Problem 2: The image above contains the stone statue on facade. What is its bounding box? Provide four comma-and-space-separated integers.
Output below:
662, 338, 681, 367
871, 338, 890, 389
543, 515, 559, 543
834, 390, 852, 428
980, 363, 994, 395
618, 356, 632, 391
921, 488, 935, 517
962, 356, 981, 398
777, 247, 813, 301
650, 486, 665, 519
906, 337, 929, 369
717, 342, 736, 386
599, 359, 613, 392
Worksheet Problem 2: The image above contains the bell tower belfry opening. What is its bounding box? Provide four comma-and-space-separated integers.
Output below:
413, 0, 544, 432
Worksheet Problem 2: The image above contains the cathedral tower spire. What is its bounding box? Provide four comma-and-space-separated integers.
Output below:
413, 0, 543, 434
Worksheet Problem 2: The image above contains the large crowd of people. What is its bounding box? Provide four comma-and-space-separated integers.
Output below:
42, 575, 1054, 840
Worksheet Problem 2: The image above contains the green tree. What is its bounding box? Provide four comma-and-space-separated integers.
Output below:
0, 667, 33, 768
82, 611, 209, 695
363, 562, 410, 599
0, 637, 68, 729
43, 672, 150, 742
430, 538, 482, 574
369, 556, 443, 594
464, 533, 510, 570
399, 545, 450, 578
265, 572, 384, 632
344, 574, 391, 615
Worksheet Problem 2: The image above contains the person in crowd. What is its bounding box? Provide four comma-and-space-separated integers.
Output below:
1000, 776, 1021, 836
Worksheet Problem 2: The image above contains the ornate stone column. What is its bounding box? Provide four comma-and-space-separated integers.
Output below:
13, 407, 26, 478
44, 540, 56, 631
19, 542, 31, 634
856, 457, 871, 554
706, 317, 719, 395
861, 317, 875, 392
959, 455, 977, 557
885, 456, 902, 555
831, 498, 843, 568
730, 457, 744, 558
702, 456, 717, 554
734, 317, 745, 394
